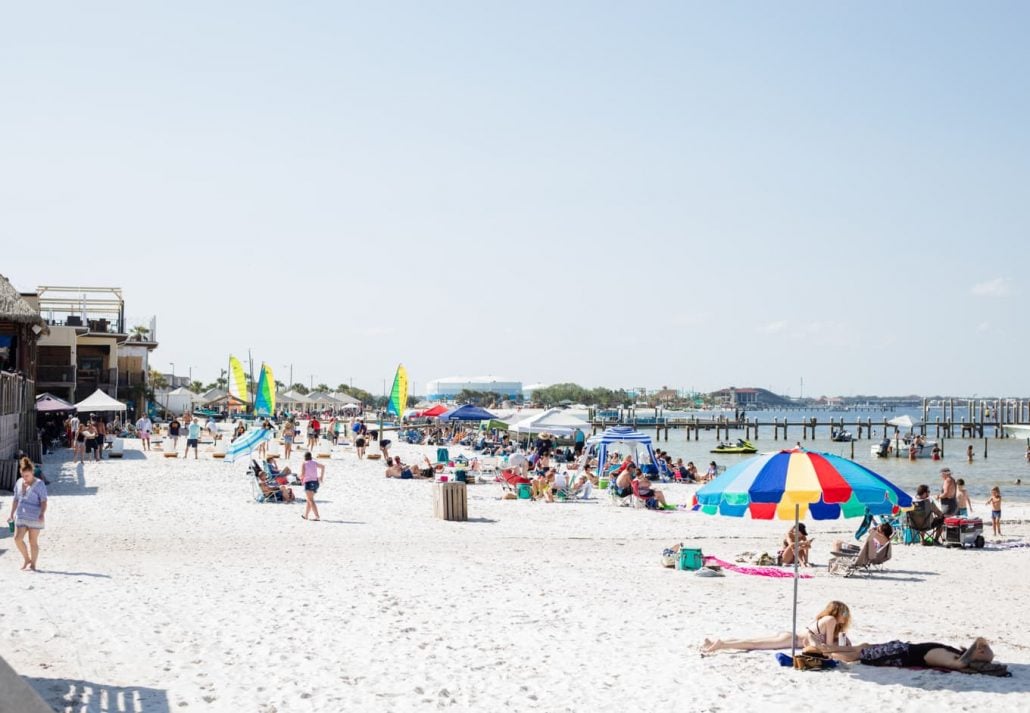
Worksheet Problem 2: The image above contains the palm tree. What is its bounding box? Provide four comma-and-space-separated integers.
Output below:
189, 380, 204, 394
149, 368, 168, 389
130, 325, 150, 341
316, 383, 329, 393
275, 380, 285, 391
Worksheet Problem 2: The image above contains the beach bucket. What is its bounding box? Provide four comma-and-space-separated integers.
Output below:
516, 483, 532, 499
599, 478, 610, 490
677, 548, 704, 571
439, 475, 449, 483
454, 470, 467, 483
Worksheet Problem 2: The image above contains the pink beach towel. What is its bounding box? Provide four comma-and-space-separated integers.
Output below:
703, 556, 814, 579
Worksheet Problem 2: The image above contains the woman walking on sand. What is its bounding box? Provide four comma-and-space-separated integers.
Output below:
300, 452, 325, 521
7, 457, 48, 571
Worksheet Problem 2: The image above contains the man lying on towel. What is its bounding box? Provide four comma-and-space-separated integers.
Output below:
809, 637, 1009, 675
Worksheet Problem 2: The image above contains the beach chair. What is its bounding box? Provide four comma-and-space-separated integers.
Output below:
608, 480, 633, 507
477, 456, 499, 474
212, 439, 228, 459
828, 538, 892, 577
249, 460, 293, 503
108, 438, 125, 459
905, 501, 943, 545
498, 468, 531, 495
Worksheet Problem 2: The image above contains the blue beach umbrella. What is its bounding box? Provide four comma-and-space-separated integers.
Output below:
693, 448, 912, 658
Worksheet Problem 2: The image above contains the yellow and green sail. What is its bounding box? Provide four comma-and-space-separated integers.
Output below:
387, 364, 408, 419
254, 363, 275, 416
228, 355, 250, 405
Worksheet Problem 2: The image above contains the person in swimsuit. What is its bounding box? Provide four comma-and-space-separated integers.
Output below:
613, 463, 637, 497
986, 487, 1002, 536
816, 636, 995, 672
7, 457, 48, 571
701, 601, 851, 654
282, 420, 296, 460
955, 479, 974, 517
300, 451, 325, 521
938, 468, 958, 516
635, 472, 667, 509
781, 522, 813, 566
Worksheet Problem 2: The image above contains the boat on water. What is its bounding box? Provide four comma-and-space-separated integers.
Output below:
1002, 424, 1030, 441
871, 435, 941, 460
712, 439, 758, 454
830, 429, 853, 442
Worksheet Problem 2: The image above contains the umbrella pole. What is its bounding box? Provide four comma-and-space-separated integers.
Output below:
791, 503, 799, 660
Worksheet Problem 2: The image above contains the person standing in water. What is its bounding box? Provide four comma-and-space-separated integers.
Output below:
300, 451, 325, 521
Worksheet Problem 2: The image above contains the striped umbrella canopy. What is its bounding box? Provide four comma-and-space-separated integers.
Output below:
694, 448, 912, 520
693, 448, 912, 659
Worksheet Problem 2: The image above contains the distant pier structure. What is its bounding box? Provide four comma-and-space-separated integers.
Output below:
588, 398, 1030, 442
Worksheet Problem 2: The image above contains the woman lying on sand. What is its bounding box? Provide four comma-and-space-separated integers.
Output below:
702, 601, 850, 654
810, 637, 995, 671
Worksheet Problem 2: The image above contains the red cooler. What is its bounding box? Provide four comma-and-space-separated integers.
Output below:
944, 517, 985, 549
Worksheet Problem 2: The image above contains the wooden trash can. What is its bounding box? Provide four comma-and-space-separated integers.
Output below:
433, 482, 467, 522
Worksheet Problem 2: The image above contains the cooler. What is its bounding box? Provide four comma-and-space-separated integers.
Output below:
944, 517, 985, 549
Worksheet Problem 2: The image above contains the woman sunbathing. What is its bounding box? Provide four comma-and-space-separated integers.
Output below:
812, 636, 996, 671
832, 522, 892, 558
701, 600, 851, 654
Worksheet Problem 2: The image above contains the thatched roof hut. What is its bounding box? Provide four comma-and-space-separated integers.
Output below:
0, 274, 45, 326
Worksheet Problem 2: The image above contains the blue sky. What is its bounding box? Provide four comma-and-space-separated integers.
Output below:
3, 2, 1028, 397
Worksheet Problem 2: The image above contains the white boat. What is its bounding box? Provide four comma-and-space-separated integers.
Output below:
1003, 424, 1030, 440
871, 435, 941, 459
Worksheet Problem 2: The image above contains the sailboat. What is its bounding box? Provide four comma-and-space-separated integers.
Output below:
254, 363, 276, 418
387, 364, 408, 422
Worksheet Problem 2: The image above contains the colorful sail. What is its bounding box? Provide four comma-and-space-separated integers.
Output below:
254, 363, 275, 416
228, 355, 250, 404
387, 364, 408, 419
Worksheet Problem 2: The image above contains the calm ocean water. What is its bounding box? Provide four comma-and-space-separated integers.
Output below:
624, 408, 1030, 504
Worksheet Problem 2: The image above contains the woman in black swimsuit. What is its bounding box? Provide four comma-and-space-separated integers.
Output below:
818, 636, 994, 670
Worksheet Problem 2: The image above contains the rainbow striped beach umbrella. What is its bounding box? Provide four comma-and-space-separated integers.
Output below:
693, 448, 912, 659
693, 448, 912, 520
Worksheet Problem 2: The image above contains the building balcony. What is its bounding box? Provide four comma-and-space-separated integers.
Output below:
36, 364, 76, 385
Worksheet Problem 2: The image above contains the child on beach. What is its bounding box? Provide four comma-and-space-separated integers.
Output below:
985, 487, 1002, 536
955, 479, 973, 517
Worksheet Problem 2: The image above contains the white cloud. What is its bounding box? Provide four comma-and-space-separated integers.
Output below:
970, 278, 1011, 297
758, 320, 787, 335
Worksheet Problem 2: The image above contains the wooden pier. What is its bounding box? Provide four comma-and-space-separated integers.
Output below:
588, 397, 1030, 443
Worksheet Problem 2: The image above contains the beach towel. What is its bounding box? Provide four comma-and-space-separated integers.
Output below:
703, 556, 814, 579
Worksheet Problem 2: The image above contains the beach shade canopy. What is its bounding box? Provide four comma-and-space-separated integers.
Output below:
693, 448, 912, 657
510, 408, 591, 437
439, 404, 496, 421
588, 426, 660, 475
35, 392, 76, 412
887, 414, 916, 430
74, 389, 127, 412
417, 404, 449, 418
480, 418, 509, 431
693, 448, 912, 521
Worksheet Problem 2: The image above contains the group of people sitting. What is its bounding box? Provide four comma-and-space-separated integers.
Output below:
701, 600, 1006, 675
383, 456, 435, 479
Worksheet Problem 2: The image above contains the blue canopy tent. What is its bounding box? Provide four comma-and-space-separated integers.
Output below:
439, 404, 497, 421
588, 426, 660, 476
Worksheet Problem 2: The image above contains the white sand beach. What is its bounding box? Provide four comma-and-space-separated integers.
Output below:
2, 440, 1029, 712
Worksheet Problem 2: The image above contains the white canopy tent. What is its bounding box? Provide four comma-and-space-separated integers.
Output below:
510, 408, 591, 437
160, 387, 201, 415
75, 389, 127, 412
